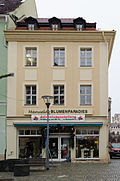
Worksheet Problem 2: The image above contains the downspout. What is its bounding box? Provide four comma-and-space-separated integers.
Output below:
4, 15, 8, 48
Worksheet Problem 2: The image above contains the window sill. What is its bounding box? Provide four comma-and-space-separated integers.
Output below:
52, 66, 66, 69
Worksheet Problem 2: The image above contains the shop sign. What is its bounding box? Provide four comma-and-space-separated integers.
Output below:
29, 109, 88, 114
32, 114, 85, 122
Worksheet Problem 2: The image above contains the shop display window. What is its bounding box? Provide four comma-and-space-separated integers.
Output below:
19, 137, 42, 158
18, 129, 42, 158
76, 129, 99, 159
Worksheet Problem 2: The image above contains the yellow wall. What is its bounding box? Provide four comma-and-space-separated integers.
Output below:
7, 41, 108, 117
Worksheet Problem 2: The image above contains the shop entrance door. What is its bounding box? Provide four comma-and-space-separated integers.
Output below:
49, 136, 69, 161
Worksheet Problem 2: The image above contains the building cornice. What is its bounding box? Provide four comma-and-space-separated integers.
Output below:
4, 30, 116, 64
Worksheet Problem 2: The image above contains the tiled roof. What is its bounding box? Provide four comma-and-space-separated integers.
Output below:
37, 18, 80, 24
0, 0, 22, 14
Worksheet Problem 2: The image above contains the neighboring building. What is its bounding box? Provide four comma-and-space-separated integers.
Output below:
4, 17, 115, 162
0, 0, 37, 160
112, 113, 120, 123
110, 123, 120, 135
108, 97, 112, 123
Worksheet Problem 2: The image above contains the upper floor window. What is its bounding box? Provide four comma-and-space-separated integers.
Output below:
52, 24, 58, 31
28, 24, 34, 30
80, 48, 92, 67
25, 47, 37, 66
54, 48, 65, 66
76, 24, 83, 31
25, 85, 36, 105
53, 85, 64, 105
80, 85, 92, 105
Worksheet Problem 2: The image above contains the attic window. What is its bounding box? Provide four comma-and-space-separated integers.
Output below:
28, 24, 34, 30
76, 24, 83, 31
52, 24, 58, 31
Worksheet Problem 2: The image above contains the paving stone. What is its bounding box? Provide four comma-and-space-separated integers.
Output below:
1, 159, 120, 180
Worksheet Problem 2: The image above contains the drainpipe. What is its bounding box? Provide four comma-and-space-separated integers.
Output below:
4, 15, 8, 48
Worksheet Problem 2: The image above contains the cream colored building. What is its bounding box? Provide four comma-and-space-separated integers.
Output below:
4, 17, 115, 162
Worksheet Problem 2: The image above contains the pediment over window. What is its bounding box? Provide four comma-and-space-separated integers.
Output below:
73, 17, 86, 24
73, 17, 86, 30
48, 17, 61, 30
25, 16, 39, 30
48, 17, 61, 24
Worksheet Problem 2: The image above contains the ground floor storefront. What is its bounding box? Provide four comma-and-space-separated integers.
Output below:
6, 115, 109, 162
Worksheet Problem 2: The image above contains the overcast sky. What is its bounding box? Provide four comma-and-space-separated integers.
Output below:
35, 0, 120, 117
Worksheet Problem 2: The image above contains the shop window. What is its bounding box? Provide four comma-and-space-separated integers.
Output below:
19, 137, 42, 158
25, 47, 37, 66
76, 129, 99, 159
25, 85, 36, 105
80, 85, 92, 105
53, 85, 64, 105
54, 48, 65, 66
18, 129, 42, 158
80, 48, 92, 67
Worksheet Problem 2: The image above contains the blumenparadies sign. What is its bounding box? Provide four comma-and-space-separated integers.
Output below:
29, 109, 88, 114
32, 114, 85, 122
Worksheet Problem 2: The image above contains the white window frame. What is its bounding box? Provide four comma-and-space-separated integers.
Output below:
23, 46, 38, 67
53, 85, 64, 105
25, 47, 37, 66
80, 85, 92, 106
80, 47, 92, 67
51, 82, 66, 106
28, 24, 34, 30
52, 47, 66, 67
52, 24, 58, 31
25, 85, 37, 105
76, 24, 83, 31
75, 128, 99, 159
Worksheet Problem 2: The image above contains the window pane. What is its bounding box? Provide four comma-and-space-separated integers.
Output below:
86, 95, 91, 105
19, 130, 24, 135
60, 96, 64, 104
25, 130, 30, 135
60, 86, 64, 94
54, 96, 58, 104
31, 130, 36, 135
26, 86, 30, 94
80, 95, 85, 105
26, 96, 31, 104
32, 86, 36, 94
32, 96, 36, 105
54, 86, 58, 94
86, 86, 91, 94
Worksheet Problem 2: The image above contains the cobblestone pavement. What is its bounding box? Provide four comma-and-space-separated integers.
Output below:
0, 159, 120, 181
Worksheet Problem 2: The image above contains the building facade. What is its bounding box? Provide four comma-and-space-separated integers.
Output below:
4, 17, 115, 162
0, 0, 37, 160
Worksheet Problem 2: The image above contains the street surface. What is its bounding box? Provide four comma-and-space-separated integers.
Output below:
0, 159, 120, 181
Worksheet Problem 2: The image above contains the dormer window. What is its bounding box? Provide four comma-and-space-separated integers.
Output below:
76, 24, 83, 31
28, 24, 34, 30
52, 24, 58, 31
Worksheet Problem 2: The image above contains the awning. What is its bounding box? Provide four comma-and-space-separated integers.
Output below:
14, 122, 103, 127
